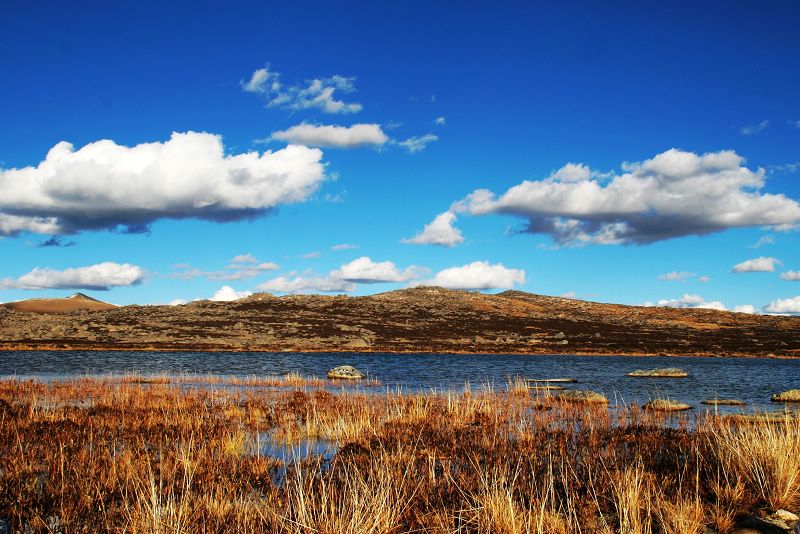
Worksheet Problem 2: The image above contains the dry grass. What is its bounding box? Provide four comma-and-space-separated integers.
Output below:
0, 376, 799, 532
709, 412, 800, 510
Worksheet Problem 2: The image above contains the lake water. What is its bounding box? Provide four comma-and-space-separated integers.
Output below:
0, 350, 798, 413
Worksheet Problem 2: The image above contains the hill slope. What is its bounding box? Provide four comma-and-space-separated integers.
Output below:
0, 287, 797, 357
1, 293, 117, 314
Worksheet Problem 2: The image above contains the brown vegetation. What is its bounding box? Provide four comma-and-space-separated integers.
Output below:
1, 376, 799, 532
1, 287, 799, 357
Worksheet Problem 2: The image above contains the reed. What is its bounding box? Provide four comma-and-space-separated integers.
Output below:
0, 376, 798, 533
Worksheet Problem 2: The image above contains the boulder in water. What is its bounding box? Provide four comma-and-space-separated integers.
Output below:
326, 365, 365, 380
627, 368, 688, 378
702, 398, 745, 406
644, 399, 691, 412
771, 389, 800, 402
557, 389, 608, 404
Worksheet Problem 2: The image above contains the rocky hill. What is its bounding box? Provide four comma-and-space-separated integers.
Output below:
0, 287, 798, 357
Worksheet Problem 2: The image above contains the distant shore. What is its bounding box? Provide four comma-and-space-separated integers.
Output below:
0, 342, 797, 359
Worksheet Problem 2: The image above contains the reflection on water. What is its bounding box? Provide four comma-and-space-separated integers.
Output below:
0, 350, 798, 413
249, 432, 338, 486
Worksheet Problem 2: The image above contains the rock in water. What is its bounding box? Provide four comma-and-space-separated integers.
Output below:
771, 389, 800, 402
627, 368, 688, 378
327, 365, 365, 380
702, 398, 746, 406
644, 399, 692, 411
557, 389, 608, 404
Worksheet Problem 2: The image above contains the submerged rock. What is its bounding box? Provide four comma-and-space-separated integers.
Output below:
527, 378, 577, 383
557, 389, 608, 404
627, 367, 688, 378
702, 398, 746, 406
326, 365, 365, 380
771, 389, 800, 402
644, 399, 692, 411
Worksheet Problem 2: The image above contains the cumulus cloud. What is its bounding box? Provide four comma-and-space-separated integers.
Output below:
740, 120, 769, 135
434, 116, 446, 126
420, 261, 525, 290
270, 123, 387, 149
733, 304, 756, 314
257, 275, 355, 294
763, 296, 800, 314
209, 286, 252, 302
0, 131, 327, 236
0, 262, 144, 291
732, 257, 780, 273
658, 271, 696, 282
645, 294, 727, 311
169, 299, 188, 306
402, 211, 464, 247
242, 66, 362, 114
397, 133, 438, 153
454, 148, 800, 246
331, 243, 357, 251
780, 271, 800, 281
331, 256, 420, 283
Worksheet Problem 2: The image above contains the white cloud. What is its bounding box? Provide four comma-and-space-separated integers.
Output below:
168, 255, 278, 282
733, 304, 756, 314
780, 271, 800, 281
397, 133, 438, 154
698, 275, 711, 283
299, 251, 321, 259
331, 243, 357, 251
763, 296, 800, 314
230, 253, 258, 264
270, 123, 387, 149
421, 261, 525, 290
331, 256, 419, 283
257, 276, 354, 294
434, 116, 446, 126
732, 257, 780, 273
242, 66, 362, 114
749, 235, 776, 248
0, 262, 144, 291
645, 294, 727, 311
455, 148, 800, 246
210, 286, 252, 302
402, 211, 464, 247
658, 271, 696, 282
0, 132, 326, 236
740, 120, 769, 135
241, 67, 281, 94
169, 299, 188, 306
560, 291, 577, 298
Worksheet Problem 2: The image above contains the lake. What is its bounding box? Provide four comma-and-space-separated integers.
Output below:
1, 350, 798, 413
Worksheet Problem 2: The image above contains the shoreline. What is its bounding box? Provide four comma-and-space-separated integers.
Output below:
0, 343, 797, 359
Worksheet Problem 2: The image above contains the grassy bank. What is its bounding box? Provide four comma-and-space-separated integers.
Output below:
0, 376, 798, 533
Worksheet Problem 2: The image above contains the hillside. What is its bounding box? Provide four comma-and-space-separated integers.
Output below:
0, 287, 798, 357
1, 293, 117, 314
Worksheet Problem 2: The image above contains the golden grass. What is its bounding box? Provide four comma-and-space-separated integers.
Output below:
0, 376, 799, 532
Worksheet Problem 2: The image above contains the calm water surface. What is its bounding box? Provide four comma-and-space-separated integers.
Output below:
1, 350, 798, 413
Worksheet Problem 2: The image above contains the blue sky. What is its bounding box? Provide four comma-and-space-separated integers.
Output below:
1, 1, 800, 313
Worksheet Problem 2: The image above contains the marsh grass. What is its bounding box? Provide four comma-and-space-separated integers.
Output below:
0, 377, 798, 532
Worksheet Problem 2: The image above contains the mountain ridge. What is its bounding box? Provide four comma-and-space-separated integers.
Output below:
0, 287, 798, 357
